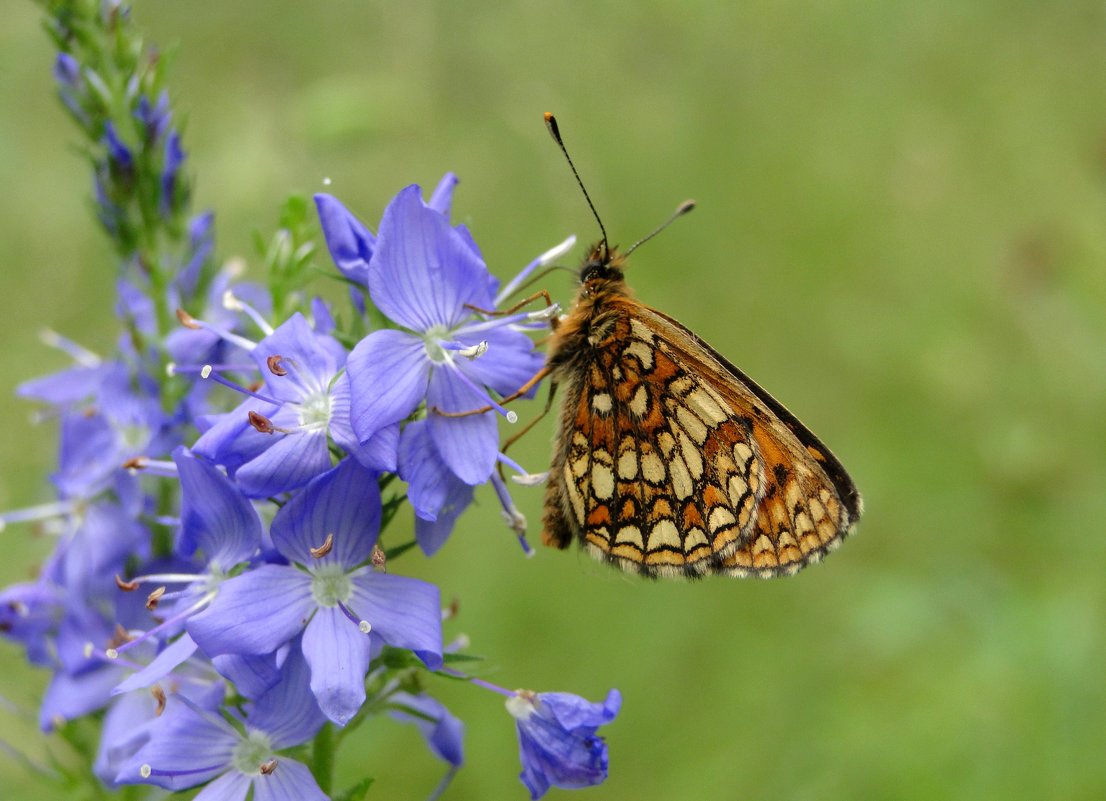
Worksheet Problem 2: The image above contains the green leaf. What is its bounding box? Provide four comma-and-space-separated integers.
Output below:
333, 777, 375, 801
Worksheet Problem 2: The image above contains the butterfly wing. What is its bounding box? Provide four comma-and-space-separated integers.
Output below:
542, 296, 861, 579
643, 306, 862, 577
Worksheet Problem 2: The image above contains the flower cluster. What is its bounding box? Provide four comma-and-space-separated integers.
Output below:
2, 2, 619, 798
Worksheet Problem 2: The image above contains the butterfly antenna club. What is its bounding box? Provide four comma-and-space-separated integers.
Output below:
544, 112, 610, 263
624, 199, 696, 257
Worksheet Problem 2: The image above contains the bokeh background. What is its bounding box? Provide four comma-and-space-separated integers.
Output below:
3, 2, 1106, 799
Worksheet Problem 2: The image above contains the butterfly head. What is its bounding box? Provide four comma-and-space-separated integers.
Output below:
578, 242, 626, 286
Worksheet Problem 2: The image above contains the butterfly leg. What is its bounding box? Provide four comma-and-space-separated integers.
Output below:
431, 365, 551, 418
496, 380, 559, 479
464, 290, 555, 318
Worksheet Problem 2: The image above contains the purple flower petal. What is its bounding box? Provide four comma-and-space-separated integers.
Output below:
315, 193, 375, 286
269, 459, 381, 569
350, 572, 442, 669
113, 634, 199, 695
234, 428, 332, 499
455, 324, 546, 398
368, 185, 495, 332
301, 607, 373, 725
247, 647, 327, 747
347, 329, 430, 440
211, 652, 283, 700
414, 480, 474, 557
427, 172, 459, 217
330, 374, 399, 472
425, 366, 498, 484
250, 760, 328, 801
173, 447, 261, 568
187, 566, 314, 656
193, 772, 252, 801
389, 692, 464, 766
116, 698, 237, 790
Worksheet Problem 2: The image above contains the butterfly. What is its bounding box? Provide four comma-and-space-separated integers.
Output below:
537, 113, 862, 579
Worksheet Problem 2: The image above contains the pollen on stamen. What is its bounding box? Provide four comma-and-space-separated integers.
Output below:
166, 362, 177, 377
309, 533, 334, 558
221, 289, 244, 312
259, 759, 278, 775
176, 308, 201, 329
146, 586, 166, 610
506, 411, 519, 424
140, 765, 152, 779
457, 340, 488, 360
266, 355, 288, 376
83, 642, 95, 658
115, 574, 139, 591
152, 685, 167, 716
105, 647, 119, 660
200, 364, 213, 379
358, 620, 372, 634
248, 411, 276, 434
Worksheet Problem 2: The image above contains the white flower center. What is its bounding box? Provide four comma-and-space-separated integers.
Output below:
231, 729, 274, 775
311, 563, 352, 607
422, 324, 452, 364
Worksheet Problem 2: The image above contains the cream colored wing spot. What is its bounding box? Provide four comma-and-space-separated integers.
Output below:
592, 392, 613, 414
640, 451, 666, 485
628, 385, 649, 418
647, 519, 681, 551
677, 432, 704, 479
617, 447, 638, 480
591, 460, 615, 500
685, 527, 709, 549
569, 452, 589, 479
727, 475, 748, 507
629, 318, 655, 343
615, 525, 644, 548
563, 463, 586, 525
668, 456, 694, 500
657, 431, 677, 459
708, 506, 736, 533
624, 339, 654, 370
686, 388, 728, 425
675, 405, 709, 445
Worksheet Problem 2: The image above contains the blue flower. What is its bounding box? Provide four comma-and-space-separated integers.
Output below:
506, 689, 622, 799
160, 130, 185, 217
192, 312, 396, 497
389, 691, 464, 767
186, 459, 443, 725
135, 90, 171, 143
343, 181, 545, 486
116, 647, 328, 799
103, 121, 134, 175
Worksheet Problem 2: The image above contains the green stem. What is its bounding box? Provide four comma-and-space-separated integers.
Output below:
311, 722, 336, 795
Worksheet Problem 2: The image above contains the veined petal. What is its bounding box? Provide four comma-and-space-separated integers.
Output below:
250, 759, 329, 801
426, 172, 459, 217
389, 692, 464, 766
186, 566, 313, 656
113, 634, 199, 695
269, 459, 381, 568
397, 419, 453, 520
173, 447, 261, 568
415, 480, 474, 557
350, 572, 442, 669
348, 329, 430, 441
301, 608, 373, 726
426, 366, 498, 485
247, 648, 326, 747
315, 193, 375, 285
193, 772, 251, 801
250, 313, 340, 400
369, 185, 495, 332
330, 374, 399, 472
234, 429, 332, 499
116, 698, 237, 790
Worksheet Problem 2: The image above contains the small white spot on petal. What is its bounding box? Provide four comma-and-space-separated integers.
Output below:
359, 620, 372, 634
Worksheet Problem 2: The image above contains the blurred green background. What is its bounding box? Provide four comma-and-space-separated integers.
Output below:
3, 1, 1106, 799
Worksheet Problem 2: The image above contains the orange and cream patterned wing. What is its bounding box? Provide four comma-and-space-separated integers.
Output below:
641, 304, 863, 578
546, 297, 861, 579
549, 306, 770, 578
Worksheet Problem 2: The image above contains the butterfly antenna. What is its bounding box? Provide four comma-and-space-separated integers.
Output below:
623, 199, 696, 257
544, 112, 609, 262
